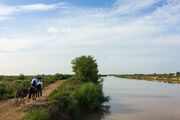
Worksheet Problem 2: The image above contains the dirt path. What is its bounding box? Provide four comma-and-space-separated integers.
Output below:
0, 80, 64, 120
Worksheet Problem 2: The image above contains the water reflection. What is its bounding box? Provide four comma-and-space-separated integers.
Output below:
110, 102, 142, 114
81, 105, 111, 120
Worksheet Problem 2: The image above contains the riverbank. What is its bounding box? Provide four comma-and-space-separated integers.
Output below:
115, 74, 180, 84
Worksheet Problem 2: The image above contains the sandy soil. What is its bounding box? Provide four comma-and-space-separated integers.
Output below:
0, 80, 64, 120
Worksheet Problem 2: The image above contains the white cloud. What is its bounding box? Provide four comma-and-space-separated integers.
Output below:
146, 0, 180, 26
0, 37, 41, 52
18, 3, 64, 11
114, 0, 159, 14
0, 4, 15, 15
47, 27, 60, 34
0, 3, 64, 21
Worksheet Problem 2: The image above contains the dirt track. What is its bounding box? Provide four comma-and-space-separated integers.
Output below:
0, 80, 64, 120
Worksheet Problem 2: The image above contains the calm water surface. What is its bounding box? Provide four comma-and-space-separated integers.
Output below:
83, 76, 180, 120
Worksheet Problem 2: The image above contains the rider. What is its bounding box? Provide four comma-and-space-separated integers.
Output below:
37, 80, 43, 96
31, 77, 38, 88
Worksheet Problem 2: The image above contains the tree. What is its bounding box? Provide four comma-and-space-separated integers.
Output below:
71, 55, 99, 83
19, 74, 25, 80
176, 72, 180, 76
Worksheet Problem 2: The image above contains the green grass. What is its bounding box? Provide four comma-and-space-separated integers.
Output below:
22, 108, 49, 120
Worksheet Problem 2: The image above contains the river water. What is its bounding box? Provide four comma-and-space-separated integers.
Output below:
83, 76, 180, 120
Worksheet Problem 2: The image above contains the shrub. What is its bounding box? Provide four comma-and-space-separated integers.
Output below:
0, 84, 6, 95
76, 82, 109, 110
0, 75, 3, 80
0, 83, 9, 100
22, 108, 49, 120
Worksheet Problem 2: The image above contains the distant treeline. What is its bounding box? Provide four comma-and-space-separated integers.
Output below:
115, 72, 180, 84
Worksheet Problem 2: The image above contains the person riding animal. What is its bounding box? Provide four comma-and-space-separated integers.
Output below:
37, 80, 43, 97
31, 77, 38, 88
28, 77, 38, 101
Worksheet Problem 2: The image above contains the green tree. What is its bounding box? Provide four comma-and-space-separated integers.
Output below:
19, 74, 25, 80
71, 55, 99, 83
176, 72, 180, 76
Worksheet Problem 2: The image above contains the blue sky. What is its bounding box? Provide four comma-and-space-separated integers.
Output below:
0, 0, 180, 75
3, 0, 116, 7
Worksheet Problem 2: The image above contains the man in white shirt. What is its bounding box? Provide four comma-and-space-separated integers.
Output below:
31, 77, 38, 88
37, 80, 43, 97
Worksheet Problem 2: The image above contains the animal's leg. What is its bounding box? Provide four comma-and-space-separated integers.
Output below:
14, 98, 18, 107
19, 97, 23, 106
37, 91, 39, 98
32, 92, 35, 100
28, 93, 31, 102
34, 92, 37, 100
35, 91, 37, 100
16, 97, 20, 106
14, 93, 18, 107
36, 90, 38, 98
23, 97, 25, 105
40, 90, 42, 96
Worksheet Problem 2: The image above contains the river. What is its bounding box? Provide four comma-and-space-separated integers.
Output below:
83, 76, 180, 120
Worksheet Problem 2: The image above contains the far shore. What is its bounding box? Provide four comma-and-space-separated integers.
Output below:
115, 74, 180, 84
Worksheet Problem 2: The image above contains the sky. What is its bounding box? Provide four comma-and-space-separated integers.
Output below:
0, 0, 180, 75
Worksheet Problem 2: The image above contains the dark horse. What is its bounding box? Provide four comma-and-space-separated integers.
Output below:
28, 86, 37, 102
14, 88, 29, 106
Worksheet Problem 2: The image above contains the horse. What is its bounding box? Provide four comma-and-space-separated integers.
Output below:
36, 84, 42, 98
28, 86, 37, 102
14, 88, 29, 107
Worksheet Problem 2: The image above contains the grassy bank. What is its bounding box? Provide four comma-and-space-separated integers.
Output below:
48, 79, 109, 120
115, 73, 180, 84
0, 74, 71, 100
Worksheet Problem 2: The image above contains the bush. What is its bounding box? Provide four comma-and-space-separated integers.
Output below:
0, 84, 7, 95
76, 82, 108, 110
0, 83, 10, 100
22, 108, 49, 120
0, 75, 3, 80
71, 55, 99, 83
